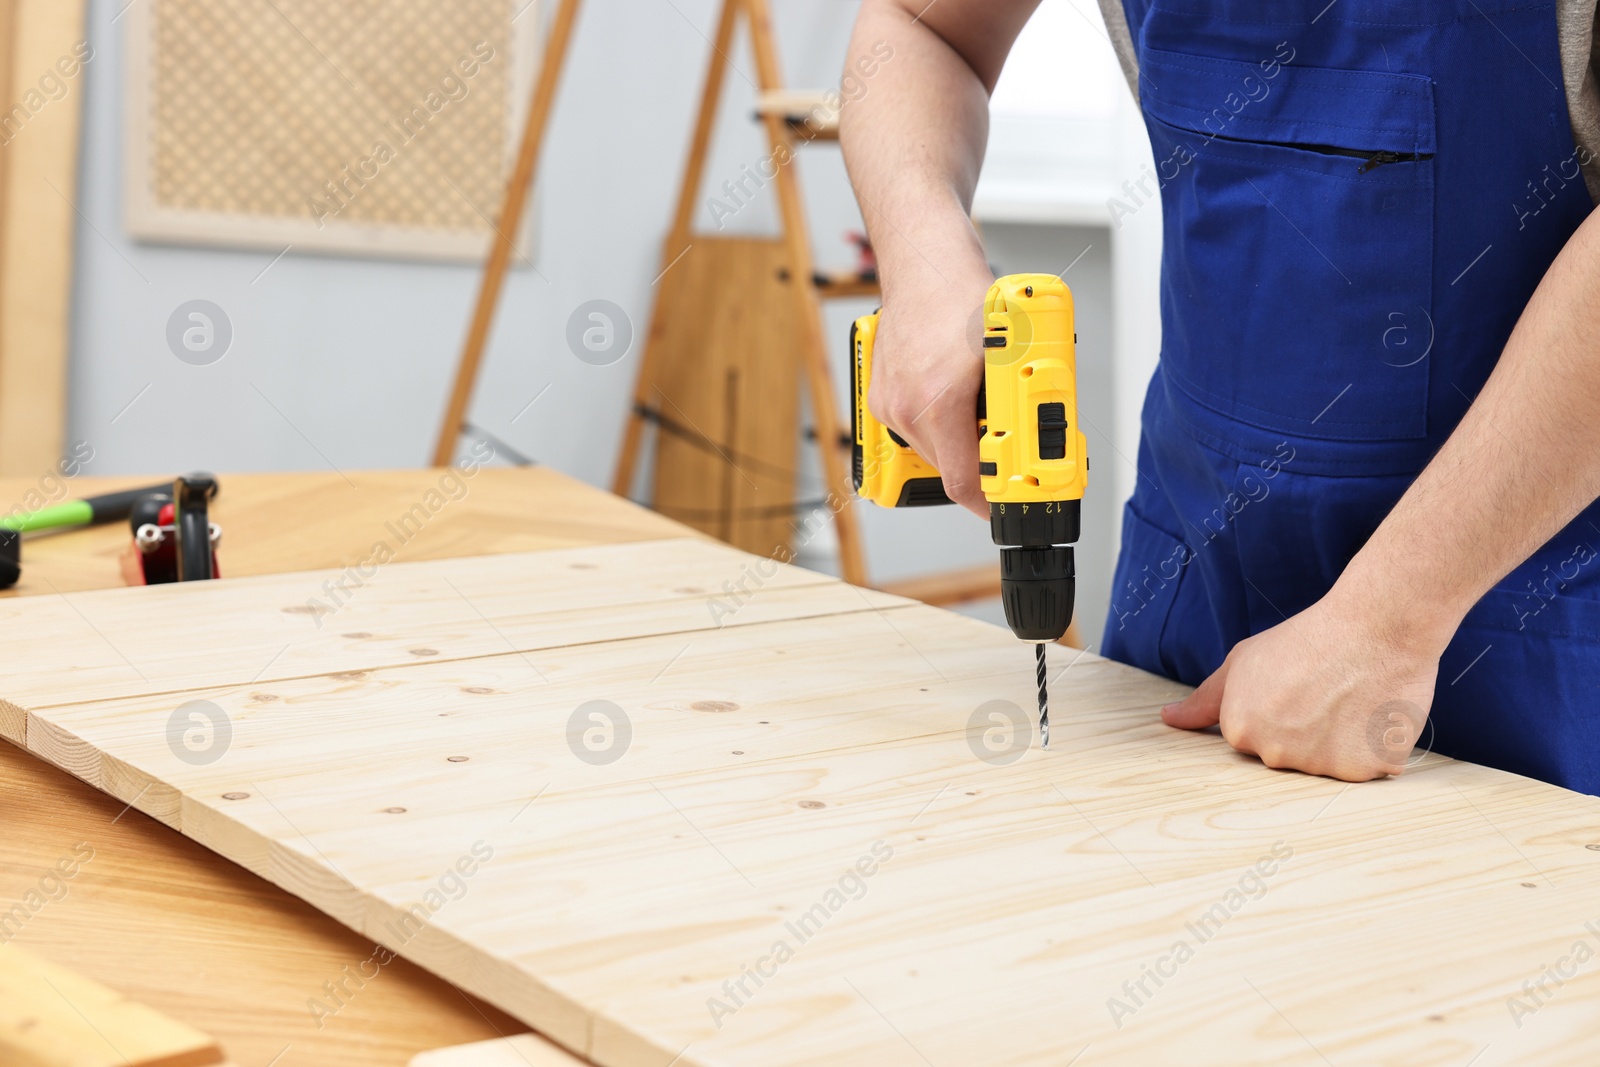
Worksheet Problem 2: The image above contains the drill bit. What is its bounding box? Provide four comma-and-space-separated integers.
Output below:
1036, 642, 1049, 749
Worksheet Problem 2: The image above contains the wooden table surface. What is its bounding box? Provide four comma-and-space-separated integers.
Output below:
0, 468, 688, 1067
8, 474, 1600, 1065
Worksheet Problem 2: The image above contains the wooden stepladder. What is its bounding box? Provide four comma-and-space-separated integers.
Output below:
610, 0, 869, 585
433, 0, 582, 468
436, 0, 1002, 603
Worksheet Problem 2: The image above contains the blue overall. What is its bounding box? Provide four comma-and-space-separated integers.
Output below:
1101, 2, 1600, 793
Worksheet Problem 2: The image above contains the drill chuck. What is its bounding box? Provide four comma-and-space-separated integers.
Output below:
999, 544, 1075, 642
992, 499, 1079, 642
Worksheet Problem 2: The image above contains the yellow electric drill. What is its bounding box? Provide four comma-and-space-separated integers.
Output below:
851, 274, 1088, 746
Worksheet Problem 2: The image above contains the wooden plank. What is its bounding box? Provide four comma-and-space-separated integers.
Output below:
753, 89, 840, 142
0, 469, 643, 1067
810, 270, 878, 298
410, 1035, 588, 1067
648, 237, 802, 557
0, 943, 225, 1067
0, 538, 904, 720
0, 0, 13, 449
0, 468, 693, 597
0, 744, 525, 1067
0, 0, 87, 476
4, 536, 1600, 1065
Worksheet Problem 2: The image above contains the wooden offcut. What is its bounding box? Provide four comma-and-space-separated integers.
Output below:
3, 534, 1599, 1065
0, 0, 87, 476
0, 943, 226, 1067
645, 236, 803, 556
409, 1035, 587, 1067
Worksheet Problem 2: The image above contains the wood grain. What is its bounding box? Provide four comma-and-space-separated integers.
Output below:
0, 0, 86, 475
6, 533, 1600, 1066
0, 0, 13, 467
0, 742, 529, 1067
0, 468, 691, 597
646, 236, 802, 558
0, 536, 901, 726
876, 562, 1000, 606
0, 468, 686, 1067
410, 1035, 587, 1067
0, 942, 224, 1067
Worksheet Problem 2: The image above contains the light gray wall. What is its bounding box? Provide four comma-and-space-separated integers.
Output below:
63, 0, 1122, 644
69, 0, 838, 477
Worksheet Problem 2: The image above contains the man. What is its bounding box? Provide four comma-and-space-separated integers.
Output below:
840, 0, 1600, 793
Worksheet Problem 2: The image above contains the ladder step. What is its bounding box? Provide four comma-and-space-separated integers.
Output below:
812, 270, 879, 298
753, 89, 840, 142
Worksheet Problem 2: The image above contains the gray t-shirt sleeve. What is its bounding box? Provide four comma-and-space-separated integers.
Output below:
1559, 0, 1600, 201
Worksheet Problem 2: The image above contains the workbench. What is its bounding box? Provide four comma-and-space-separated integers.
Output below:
4, 468, 1599, 1067
0, 469, 685, 1066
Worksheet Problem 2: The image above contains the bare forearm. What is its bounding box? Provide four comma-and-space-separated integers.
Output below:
1334, 207, 1600, 647
840, 0, 1036, 297
839, 1, 1038, 513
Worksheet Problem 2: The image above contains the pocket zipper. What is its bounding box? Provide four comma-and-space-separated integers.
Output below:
1205, 130, 1433, 173
1354, 149, 1432, 173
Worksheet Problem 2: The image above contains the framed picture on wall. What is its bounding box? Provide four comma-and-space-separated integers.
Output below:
123, 0, 539, 263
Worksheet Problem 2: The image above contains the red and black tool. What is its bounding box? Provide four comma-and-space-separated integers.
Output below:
125, 474, 221, 585
2, 476, 222, 590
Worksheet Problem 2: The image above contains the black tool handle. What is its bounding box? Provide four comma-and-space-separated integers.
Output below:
86, 473, 219, 525
83, 482, 179, 524
172, 474, 217, 581
0, 529, 18, 590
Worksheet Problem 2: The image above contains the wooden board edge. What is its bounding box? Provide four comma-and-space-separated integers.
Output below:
245, 835, 601, 1059
0, 697, 23, 744
371, 916, 595, 1061
22, 713, 183, 827
25, 713, 104, 787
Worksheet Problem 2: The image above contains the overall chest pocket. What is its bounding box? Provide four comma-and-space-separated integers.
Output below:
1139, 47, 1436, 440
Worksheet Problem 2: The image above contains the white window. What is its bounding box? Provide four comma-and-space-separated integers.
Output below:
990, 0, 1121, 120
978, 0, 1129, 223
